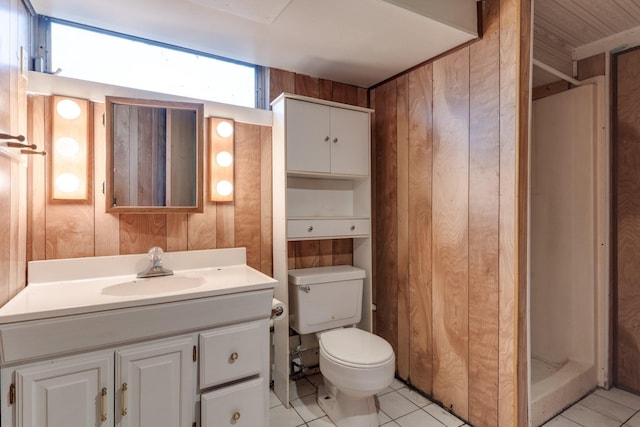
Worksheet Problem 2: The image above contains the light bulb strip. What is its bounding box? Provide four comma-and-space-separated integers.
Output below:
209, 117, 235, 202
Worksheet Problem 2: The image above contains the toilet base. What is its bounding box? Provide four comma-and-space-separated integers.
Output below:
317, 383, 379, 427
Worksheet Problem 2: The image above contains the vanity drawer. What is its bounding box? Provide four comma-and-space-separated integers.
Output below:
201, 377, 264, 427
199, 321, 264, 389
287, 218, 370, 239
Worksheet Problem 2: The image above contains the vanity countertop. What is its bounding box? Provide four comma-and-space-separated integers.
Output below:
0, 247, 277, 324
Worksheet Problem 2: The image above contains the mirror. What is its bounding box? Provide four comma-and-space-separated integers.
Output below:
106, 97, 204, 213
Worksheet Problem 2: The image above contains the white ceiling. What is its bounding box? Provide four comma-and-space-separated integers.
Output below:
534, 0, 640, 86
30, 0, 479, 88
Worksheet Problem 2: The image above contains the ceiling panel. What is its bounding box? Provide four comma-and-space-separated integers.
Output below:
534, 0, 640, 86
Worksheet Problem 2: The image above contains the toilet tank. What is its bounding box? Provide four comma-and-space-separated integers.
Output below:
288, 265, 365, 335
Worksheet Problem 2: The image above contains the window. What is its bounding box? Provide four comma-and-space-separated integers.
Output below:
47, 19, 258, 108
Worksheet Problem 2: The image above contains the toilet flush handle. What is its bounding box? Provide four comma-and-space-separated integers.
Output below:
300, 285, 310, 293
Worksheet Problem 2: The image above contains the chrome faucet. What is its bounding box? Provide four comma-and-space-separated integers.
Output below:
137, 247, 174, 278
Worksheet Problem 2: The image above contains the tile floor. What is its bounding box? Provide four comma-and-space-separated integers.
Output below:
269, 375, 469, 427
270, 376, 640, 427
543, 387, 640, 427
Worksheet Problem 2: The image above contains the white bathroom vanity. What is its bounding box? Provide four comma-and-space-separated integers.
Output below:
0, 247, 276, 427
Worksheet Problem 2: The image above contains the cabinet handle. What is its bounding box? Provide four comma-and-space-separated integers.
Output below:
350, 225, 356, 231
229, 352, 239, 363
20, 149, 47, 156
307, 226, 314, 232
232, 411, 241, 422
0, 133, 25, 142
333, 137, 338, 143
101, 388, 108, 422
324, 136, 330, 142
121, 383, 128, 416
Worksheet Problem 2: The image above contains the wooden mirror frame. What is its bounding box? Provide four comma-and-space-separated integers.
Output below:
105, 97, 204, 213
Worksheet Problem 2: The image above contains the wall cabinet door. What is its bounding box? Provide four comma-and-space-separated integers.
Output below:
116, 336, 194, 427
286, 99, 369, 175
286, 99, 332, 173
15, 353, 114, 427
329, 107, 369, 175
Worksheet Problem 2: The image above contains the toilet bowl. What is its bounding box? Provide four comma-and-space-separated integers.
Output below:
316, 328, 395, 427
288, 266, 396, 426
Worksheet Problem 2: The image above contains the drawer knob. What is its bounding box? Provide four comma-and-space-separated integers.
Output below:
350, 225, 355, 231
324, 136, 330, 142
307, 226, 314, 232
232, 412, 241, 421
230, 352, 239, 362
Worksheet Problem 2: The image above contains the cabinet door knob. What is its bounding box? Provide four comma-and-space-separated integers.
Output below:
232, 412, 241, 421
230, 352, 239, 362
307, 226, 314, 232
324, 136, 330, 142
350, 225, 356, 231
333, 137, 338, 143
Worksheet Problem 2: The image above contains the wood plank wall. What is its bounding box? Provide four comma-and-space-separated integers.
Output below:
269, 68, 368, 269
27, 95, 274, 276
614, 46, 640, 394
369, 0, 530, 425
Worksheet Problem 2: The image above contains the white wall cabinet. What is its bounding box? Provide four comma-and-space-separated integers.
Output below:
271, 93, 373, 408
286, 98, 369, 176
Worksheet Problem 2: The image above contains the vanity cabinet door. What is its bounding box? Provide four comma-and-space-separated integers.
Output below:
15, 353, 114, 427
116, 336, 194, 427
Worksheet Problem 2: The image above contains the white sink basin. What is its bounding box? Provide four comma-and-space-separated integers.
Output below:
102, 274, 206, 296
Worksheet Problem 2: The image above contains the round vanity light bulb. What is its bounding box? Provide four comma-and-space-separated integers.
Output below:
56, 99, 82, 120
55, 137, 80, 157
216, 151, 233, 167
55, 173, 81, 193
216, 121, 233, 138
216, 180, 233, 197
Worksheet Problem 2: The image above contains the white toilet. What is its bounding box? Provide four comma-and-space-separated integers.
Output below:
288, 265, 395, 427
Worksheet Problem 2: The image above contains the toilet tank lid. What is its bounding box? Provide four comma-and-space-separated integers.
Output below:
288, 265, 366, 285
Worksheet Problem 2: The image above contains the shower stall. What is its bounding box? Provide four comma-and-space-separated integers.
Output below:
529, 77, 608, 426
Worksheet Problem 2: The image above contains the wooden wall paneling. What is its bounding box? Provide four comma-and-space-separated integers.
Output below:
93, 102, 120, 256
396, 74, 410, 381
498, 0, 520, 423
260, 126, 273, 276
319, 79, 333, 101
357, 87, 368, 108
578, 53, 606, 81
166, 214, 188, 251
45, 98, 95, 259
614, 48, 640, 393
431, 47, 470, 418
287, 241, 296, 270
270, 68, 296, 103
27, 95, 46, 261
9, 158, 22, 297
332, 239, 353, 266
373, 80, 399, 355
294, 74, 319, 98
119, 214, 166, 254
331, 82, 359, 106
216, 204, 235, 248
294, 240, 320, 268
0, 155, 11, 303
319, 240, 333, 266
518, 2, 531, 425
468, 0, 501, 423
407, 63, 433, 394
532, 80, 570, 101
234, 123, 262, 270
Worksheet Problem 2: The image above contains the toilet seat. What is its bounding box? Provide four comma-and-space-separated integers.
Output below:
319, 328, 394, 369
